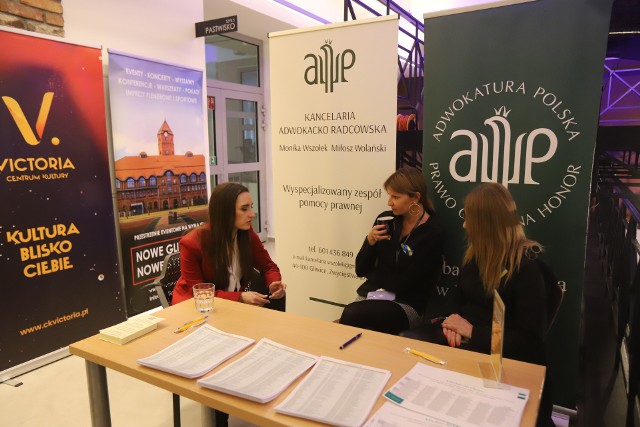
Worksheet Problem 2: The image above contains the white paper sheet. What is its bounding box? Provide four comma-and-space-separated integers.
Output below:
137, 324, 254, 378
275, 356, 391, 427
383, 363, 530, 427
197, 338, 318, 403
364, 401, 456, 427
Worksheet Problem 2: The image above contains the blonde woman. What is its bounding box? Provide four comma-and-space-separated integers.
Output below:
436, 182, 553, 427
441, 182, 548, 364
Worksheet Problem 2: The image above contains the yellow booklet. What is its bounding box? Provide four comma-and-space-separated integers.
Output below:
99, 315, 163, 345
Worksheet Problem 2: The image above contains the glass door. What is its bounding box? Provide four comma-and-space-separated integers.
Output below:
207, 89, 266, 240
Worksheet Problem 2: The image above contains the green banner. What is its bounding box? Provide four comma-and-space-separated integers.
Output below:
422, 0, 613, 407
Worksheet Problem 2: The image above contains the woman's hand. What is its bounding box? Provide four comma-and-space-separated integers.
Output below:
442, 327, 464, 347
268, 281, 287, 299
240, 291, 270, 306
367, 224, 390, 245
441, 314, 473, 347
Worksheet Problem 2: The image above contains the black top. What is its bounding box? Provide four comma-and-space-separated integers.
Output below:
456, 256, 548, 365
354, 210, 445, 315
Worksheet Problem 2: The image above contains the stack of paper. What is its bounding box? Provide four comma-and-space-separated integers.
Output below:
275, 357, 391, 427
98, 315, 163, 345
137, 324, 254, 378
380, 363, 530, 427
197, 338, 318, 403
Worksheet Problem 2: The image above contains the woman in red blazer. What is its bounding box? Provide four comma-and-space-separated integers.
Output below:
172, 182, 286, 308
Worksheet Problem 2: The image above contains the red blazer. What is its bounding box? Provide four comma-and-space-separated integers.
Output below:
171, 225, 281, 305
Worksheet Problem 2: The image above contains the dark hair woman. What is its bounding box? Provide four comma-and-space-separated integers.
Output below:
172, 182, 286, 308
339, 167, 445, 335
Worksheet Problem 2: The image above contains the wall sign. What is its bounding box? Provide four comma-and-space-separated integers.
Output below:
195, 15, 238, 38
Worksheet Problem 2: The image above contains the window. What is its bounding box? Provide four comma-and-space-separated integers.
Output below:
205, 35, 259, 87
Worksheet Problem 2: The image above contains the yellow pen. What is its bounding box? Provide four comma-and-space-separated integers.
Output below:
405, 347, 446, 365
174, 315, 208, 333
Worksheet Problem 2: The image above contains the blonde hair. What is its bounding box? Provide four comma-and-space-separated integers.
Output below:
463, 182, 541, 294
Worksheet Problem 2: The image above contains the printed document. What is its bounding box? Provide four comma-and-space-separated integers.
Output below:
383, 363, 529, 427
364, 402, 455, 427
197, 338, 318, 403
275, 356, 391, 427
137, 324, 254, 378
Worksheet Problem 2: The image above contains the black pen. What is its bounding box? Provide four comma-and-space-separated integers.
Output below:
339, 333, 362, 349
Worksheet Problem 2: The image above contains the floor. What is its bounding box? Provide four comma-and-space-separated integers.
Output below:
0, 232, 632, 427
1, 353, 253, 427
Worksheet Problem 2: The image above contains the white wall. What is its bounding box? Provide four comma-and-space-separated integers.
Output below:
63, 0, 205, 70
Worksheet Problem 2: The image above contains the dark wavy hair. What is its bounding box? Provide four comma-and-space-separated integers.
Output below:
201, 182, 253, 289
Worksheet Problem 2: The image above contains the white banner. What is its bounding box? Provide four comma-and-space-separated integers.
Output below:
270, 16, 399, 320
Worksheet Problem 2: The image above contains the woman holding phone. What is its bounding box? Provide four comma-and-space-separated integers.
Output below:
339, 167, 445, 334
172, 182, 287, 308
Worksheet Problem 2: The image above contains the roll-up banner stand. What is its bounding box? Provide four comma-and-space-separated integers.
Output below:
269, 15, 399, 320
108, 51, 207, 315
421, 0, 614, 407
0, 28, 125, 378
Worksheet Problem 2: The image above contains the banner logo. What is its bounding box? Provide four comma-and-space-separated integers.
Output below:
304, 40, 356, 93
2, 92, 58, 146
1, 92, 74, 181
449, 106, 557, 188
428, 81, 585, 224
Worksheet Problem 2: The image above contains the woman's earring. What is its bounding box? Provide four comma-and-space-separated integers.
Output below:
409, 202, 421, 216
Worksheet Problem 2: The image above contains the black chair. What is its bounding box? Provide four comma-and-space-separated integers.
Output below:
538, 259, 563, 336
151, 252, 181, 309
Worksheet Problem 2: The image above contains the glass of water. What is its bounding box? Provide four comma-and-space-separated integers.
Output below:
193, 283, 215, 313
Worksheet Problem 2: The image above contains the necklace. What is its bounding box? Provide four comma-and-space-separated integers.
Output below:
399, 211, 425, 257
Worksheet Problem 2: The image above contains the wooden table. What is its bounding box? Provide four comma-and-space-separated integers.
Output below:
69, 298, 545, 427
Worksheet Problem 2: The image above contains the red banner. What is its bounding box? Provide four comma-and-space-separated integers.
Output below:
0, 29, 125, 374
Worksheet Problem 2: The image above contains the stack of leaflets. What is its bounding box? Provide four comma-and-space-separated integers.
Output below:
137, 324, 254, 378
198, 338, 318, 403
275, 357, 391, 427
98, 315, 163, 345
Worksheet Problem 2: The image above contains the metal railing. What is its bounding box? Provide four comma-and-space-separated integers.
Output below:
595, 150, 640, 426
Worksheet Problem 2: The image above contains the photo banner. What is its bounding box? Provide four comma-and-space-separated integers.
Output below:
270, 16, 398, 321
108, 52, 207, 315
0, 29, 124, 374
422, 0, 614, 406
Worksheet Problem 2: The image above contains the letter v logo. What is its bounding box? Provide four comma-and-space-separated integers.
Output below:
2, 92, 55, 146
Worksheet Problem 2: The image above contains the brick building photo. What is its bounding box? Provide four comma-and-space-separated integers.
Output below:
114, 120, 207, 217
